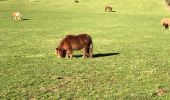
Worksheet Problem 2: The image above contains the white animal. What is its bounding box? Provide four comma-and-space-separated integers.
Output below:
12, 11, 22, 20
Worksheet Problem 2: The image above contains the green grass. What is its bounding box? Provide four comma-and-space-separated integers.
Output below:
0, 0, 170, 99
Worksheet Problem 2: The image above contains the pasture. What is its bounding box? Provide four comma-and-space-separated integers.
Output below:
0, 0, 170, 99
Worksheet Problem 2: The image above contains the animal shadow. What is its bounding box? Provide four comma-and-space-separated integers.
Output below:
74, 52, 120, 58
106, 11, 116, 12
93, 52, 119, 58
22, 18, 30, 20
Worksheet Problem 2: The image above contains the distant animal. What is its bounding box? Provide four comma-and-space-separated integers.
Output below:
75, 0, 79, 3
105, 6, 112, 12
153, 87, 167, 96
56, 33, 93, 58
12, 11, 22, 20
161, 18, 170, 29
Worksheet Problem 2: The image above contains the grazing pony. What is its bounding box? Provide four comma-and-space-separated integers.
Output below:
161, 18, 170, 29
105, 6, 112, 12
12, 11, 22, 20
56, 33, 93, 58
75, 0, 79, 3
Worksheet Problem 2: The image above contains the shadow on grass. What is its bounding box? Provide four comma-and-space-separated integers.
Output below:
74, 52, 120, 58
22, 18, 30, 20
0, 0, 7, 1
93, 53, 119, 58
106, 11, 116, 12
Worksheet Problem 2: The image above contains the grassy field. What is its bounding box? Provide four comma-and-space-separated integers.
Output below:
0, 0, 170, 99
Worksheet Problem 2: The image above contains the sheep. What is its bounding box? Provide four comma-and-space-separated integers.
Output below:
161, 18, 170, 29
12, 11, 22, 20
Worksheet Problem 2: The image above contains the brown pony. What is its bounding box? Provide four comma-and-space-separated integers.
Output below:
105, 6, 112, 12
56, 33, 93, 58
161, 18, 170, 29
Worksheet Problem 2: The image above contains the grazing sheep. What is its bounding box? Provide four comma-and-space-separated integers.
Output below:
105, 6, 112, 12
161, 18, 170, 29
56, 33, 93, 58
12, 11, 22, 20
153, 87, 167, 96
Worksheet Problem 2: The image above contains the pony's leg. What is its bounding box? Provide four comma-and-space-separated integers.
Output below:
105, 8, 107, 12
66, 49, 73, 58
110, 8, 112, 12
88, 43, 93, 58
18, 16, 21, 20
65, 52, 69, 58
70, 53, 73, 58
69, 49, 73, 58
82, 48, 88, 58
58, 56, 61, 58
17, 16, 19, 20
89, 47, 93, 58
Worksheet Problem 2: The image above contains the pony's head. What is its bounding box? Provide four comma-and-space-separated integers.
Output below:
56, 48, 66, 58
